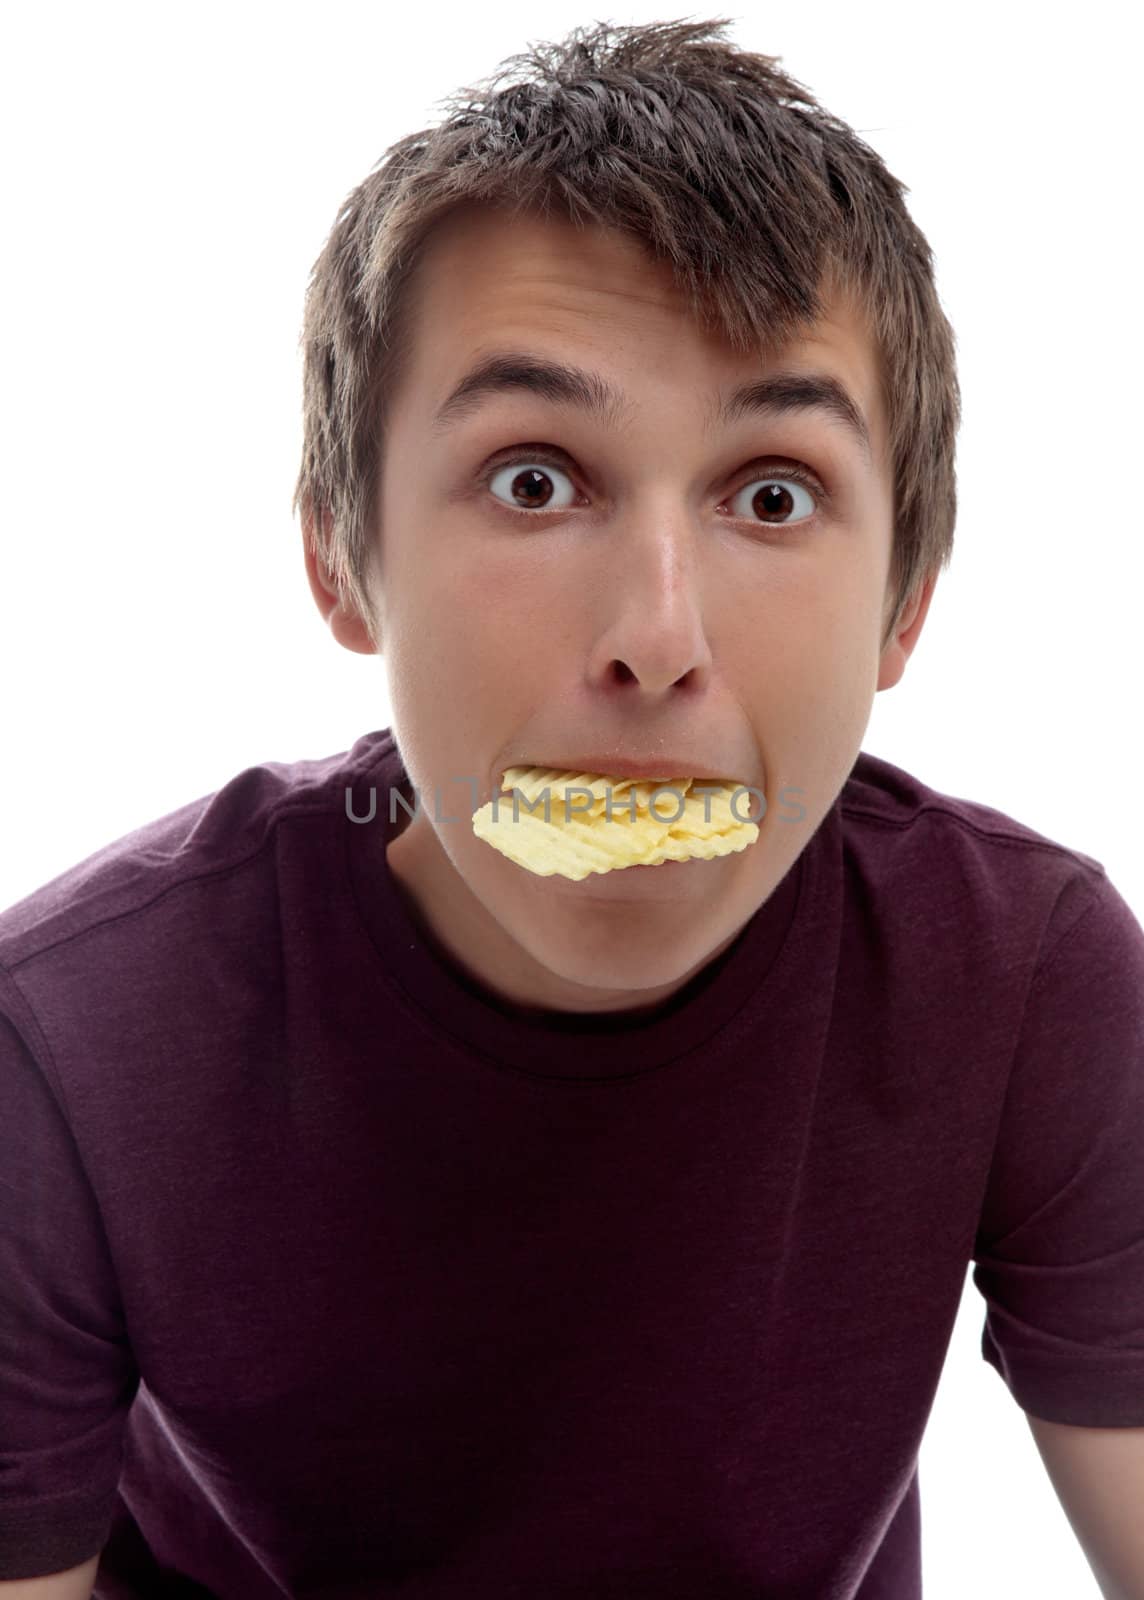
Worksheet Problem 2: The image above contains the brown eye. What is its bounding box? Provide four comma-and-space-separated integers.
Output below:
486, 460, 577, 513
727, 474, 819, 527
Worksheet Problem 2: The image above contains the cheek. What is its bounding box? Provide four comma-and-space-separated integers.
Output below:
460, 540, 589, 664
401, 523, 559, 626
733, 580, 880, 760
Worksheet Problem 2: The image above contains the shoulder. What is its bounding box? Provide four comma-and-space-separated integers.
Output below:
0, 729, 397, 977
0, 730, 402, 1091
839, 749, 1109, 960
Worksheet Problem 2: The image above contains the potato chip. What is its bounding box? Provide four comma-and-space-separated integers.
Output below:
471, 765, 759, 881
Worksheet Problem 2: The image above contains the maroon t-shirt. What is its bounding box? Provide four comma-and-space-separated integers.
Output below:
2, 727, 1143, 1599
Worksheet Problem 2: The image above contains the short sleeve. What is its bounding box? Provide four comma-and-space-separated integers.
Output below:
972, 868, 1144, 1426
0, 975, 139, 1577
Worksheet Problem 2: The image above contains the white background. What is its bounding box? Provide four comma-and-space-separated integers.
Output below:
2, 3, 1141, 1594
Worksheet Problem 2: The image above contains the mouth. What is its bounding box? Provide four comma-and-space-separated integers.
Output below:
472, 759, 762, 883
501, 757, 745, 789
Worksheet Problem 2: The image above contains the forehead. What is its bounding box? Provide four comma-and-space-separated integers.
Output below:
397, 201, 885, 463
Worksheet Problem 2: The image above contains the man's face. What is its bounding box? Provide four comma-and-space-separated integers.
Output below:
313, 201, 933, 1016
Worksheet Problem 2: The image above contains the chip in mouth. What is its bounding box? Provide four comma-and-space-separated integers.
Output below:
471, 765, 759, 881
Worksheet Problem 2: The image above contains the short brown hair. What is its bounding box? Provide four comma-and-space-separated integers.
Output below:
294, 15, 961, 653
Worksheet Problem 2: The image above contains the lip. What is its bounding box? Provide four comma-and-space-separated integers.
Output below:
502, 755, 746, 786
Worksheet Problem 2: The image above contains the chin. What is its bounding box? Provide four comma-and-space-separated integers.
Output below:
511, 905, 728, 995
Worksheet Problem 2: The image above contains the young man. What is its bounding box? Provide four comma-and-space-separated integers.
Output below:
2, 18, 1142, 1600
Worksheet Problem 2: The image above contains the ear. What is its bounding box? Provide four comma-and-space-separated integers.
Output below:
301, 504, 379, 656
876, 572, 937, 693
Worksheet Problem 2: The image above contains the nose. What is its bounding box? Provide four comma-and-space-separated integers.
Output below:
585, 515, 713, 698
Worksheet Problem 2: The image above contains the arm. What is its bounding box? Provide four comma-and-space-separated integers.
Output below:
1026, 1414, 1144, 1600
0, 1554, 100, 1599
0, 1561, 98, 1600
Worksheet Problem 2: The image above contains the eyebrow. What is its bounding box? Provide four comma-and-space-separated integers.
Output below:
429, 350, 873, 467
